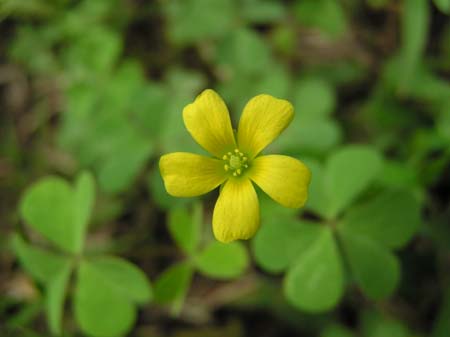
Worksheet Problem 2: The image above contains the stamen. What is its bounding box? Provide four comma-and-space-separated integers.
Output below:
222, 148, 249, 176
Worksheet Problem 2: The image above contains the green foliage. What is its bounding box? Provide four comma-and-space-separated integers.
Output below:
294, 0, 347, 38
195, 241, 248, 279
3, 0, 447, 335
154, 204, 249, 312
14, 172, 152, 337
284, 227, 344, 312
253, 145, 422, 312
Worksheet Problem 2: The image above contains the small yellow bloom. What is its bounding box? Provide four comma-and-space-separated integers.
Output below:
159, 89, 311, 243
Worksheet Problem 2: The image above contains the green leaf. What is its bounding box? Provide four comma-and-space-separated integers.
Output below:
63, 26, 122, 76
294, 0, 347, 38
241, 0, 285, 23
97, 133, 153, 194
74, 259, 137, 337
20, 177, 79, 253
154, 262, 193, 310
216, 28, 272, 76
46, 263, 72, 335
325, 145, 383, 218
86, 256, 152, 304
252, 218, 323, 273
301, 159, 330, 218
284, 227, 344, 312
434, 0, 450, 13
399, 0, 429, 91
164, 0, 234, 45
274, 118, 342, 154
339, 190, 421, 249
195, 241, 248, 280
339, 230, 400, 300
12, 234, 71, 284
294, 78, 336, 122
168, 204, 201, 255
74, 171, 95, 252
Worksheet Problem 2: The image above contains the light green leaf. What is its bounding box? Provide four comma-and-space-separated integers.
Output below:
339, 230, 400, 300
20, 177, 79, 253
302, 159, 330, 218
252, 218, 323, 273
168, 204, 201, 255
325, 145, 383, 218
195, 241, 248, 280
284, 227, 344, 312
339, 190, 421, 249
434, 0, 450, 13
294, 78, 336, 122
216, 28, 272, 76
12, 234, 71, 284
63, 26, 122, 76
294, 0, 347, 38
399, 0, 429, 90
241, 0, 285, 23
46, 263, 72, 335
97, 133, 152, 194
154, 262, 193, 310
275, 119, 342, 154
74, 171, 95, 252
86, 256, 152, 304
164, 0, 234, 45
74, 260, 136, 337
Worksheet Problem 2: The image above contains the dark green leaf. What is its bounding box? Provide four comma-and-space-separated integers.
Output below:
339, 190, 421, 249
339, 230, 400, 300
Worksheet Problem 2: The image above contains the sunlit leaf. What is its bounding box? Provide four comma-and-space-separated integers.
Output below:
195, 241, 248, 280
325, 145, 383, 218
253, 218, 322, 273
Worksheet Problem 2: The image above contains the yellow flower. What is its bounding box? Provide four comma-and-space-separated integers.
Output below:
159, 89, 311, 243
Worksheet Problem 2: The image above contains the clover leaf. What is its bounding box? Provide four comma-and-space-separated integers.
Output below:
14, 172, 152, 337
154, 203, 249, 313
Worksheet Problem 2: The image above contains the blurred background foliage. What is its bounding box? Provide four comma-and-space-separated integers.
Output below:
0, 0, 449, 336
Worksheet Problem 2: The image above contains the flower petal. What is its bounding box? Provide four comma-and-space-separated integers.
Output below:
159, 152, 226, 197
212, 178, 260, 243
237, 94, 294, 158
249, 155, 311, 208
183, 89, 236, 158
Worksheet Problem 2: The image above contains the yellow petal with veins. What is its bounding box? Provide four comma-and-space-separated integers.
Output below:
249, 155, 311, 208
213, 178, 260, 243
159, 152, 226, 197
183, 89, 236, 158
237, 94, 293, 159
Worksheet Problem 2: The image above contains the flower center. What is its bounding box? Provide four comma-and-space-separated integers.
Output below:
223, 149, 248, 177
